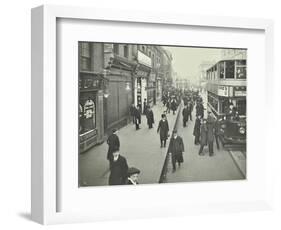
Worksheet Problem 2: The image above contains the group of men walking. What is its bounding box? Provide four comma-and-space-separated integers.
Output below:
129, 100, 155, 131
193, 112, 220, 157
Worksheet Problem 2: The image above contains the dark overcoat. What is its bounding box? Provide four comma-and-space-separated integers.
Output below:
168, 136, 184, 163
146, 110, 154, 125
193, 118, 201, 137
107, 134, 120, 160
157, 119, 169, 140
207, 115, 216, 143
200, 123, 208, 146
182, 107, 188, 121
171, 100, 177, 111
108, 155, 128, 185
135, 108, 141, 124
187, 103, 192, 113
143, 102, 148, 115
196, 104, 204, 117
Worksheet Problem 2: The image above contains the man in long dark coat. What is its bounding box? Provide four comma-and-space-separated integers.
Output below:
143, 98, 148, 115
157, 114, 169, 148
135, 104, 142, 130
168, 130, 185, 172
182, 105, 188, 127
146, 106, 154, 129
196, 102, 204, 118
193, 115, 201, 145
171, 98, 177, 115
207, 112, 216, 156
214, 118, 220, 150
108, 148, 128, 185
198, 119, 208, 155
106, 129, 120, 161
187, 101, 193, 121
165, 99, 171, 114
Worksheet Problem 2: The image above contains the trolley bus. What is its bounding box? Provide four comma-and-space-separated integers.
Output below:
206, 59, 246, 146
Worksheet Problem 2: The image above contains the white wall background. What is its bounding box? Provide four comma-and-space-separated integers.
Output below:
0, 0, 280, 229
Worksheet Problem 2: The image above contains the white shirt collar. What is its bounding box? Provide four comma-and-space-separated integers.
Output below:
128, 177, 137, 185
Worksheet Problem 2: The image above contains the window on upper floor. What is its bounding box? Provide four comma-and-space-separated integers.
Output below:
219, 62, 225, 79
225, 61, 235, 79
236, 60, 247, 79
124, 45, 129, 58
80, 42, 91, 71
113, 44, 119, 55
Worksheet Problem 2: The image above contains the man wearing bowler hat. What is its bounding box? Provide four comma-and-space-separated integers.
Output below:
108, 147, 128, 185
168, 130, 185, 172
106, 128, 120, 161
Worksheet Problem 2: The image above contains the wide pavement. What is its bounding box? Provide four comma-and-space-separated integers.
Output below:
79, 102, 180, 186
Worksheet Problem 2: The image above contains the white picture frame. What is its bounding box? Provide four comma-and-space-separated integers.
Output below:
31, 5, 274, 225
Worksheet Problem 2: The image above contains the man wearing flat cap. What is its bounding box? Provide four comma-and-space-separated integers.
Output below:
126, 167, 141, 185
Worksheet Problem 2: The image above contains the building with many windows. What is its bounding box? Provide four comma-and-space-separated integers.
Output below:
79, 42, 106, 152
79, 42, 173, 152
103, 43, 135, 134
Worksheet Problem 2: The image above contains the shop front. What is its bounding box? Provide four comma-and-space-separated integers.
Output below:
134, 51, 152, 109
156, 75, 162, 102
79, 72, 105, 153
147, 72, 157, 106
134, 68, 150, 110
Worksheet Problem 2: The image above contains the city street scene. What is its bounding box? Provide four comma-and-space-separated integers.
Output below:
78, 42, 247, 187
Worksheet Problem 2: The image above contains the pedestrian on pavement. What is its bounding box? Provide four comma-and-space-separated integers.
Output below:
198, 119, 208, 155
135, 104, 142, 130
106, 128, 120, 161
165, 99, 171, 114
168, 130, 185, 172
182, 105, 188, 127
129, 103, 136, 124
171, 97, 177, 115
214, 118, 220, 150
187, 101, 193, 121
143, 98, 148, 115
207, 111, 216, 156
126, 167, 141, 185
108, 148, 128, 186
193, 115, 201, 145
157, 114, 169, 148
196, 101, 205, 118
146, 106, 154, 129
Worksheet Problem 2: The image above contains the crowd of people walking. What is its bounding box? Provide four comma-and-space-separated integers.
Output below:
105, 87, 224, 185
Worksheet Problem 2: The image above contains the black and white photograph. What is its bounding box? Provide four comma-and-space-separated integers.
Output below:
78, 42, 247, 187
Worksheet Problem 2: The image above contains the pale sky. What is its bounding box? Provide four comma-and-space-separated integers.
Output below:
163, 46, 223, 81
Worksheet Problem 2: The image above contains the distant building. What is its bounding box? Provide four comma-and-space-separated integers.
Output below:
221, 49, 247, 60
175, 77, 189, 90
198, 61, 216, 91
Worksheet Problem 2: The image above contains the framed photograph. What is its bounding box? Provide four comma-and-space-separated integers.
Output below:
31, 5, 274, 225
